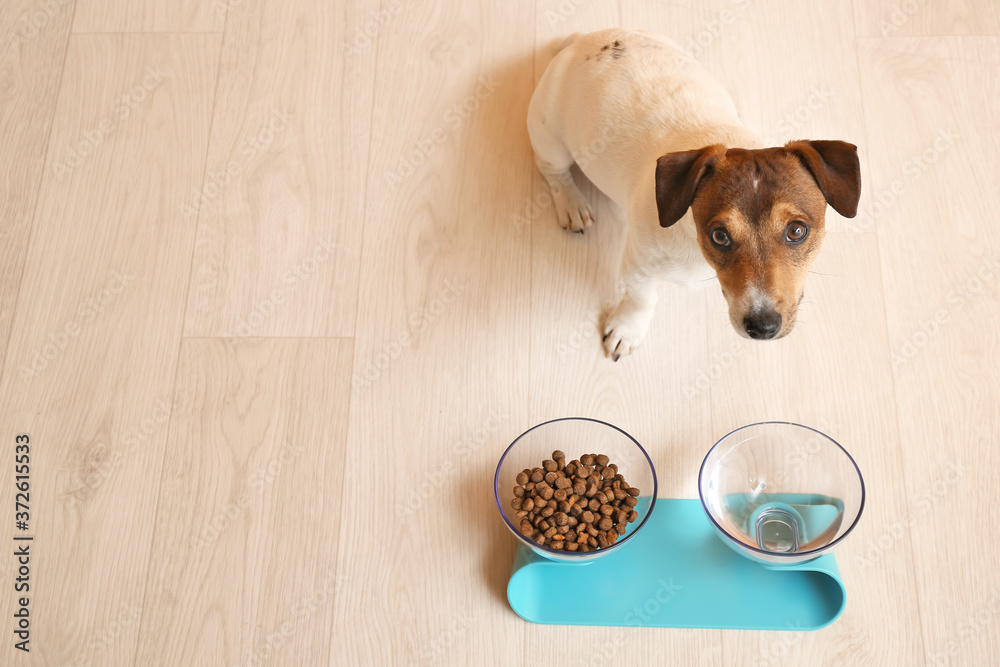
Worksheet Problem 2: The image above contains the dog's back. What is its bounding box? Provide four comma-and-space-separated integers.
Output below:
530, 29, 753, 208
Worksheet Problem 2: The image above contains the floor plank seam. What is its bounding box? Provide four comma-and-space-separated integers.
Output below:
130, 20, 230, 667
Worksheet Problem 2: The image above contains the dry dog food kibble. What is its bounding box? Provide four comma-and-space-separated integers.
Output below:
511, 450, 640, 552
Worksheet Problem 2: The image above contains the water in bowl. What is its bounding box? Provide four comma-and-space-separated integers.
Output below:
722, 492, 845, 554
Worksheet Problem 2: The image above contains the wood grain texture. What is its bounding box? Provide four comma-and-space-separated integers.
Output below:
854, 0, 1000, 37
182, 0, 374, 338
859, 36, 1000, 667
0, 0, 73, 379
1, 1, 999, 666
0, 34, 220, 665
134, 338, 352, 666
72, 0, 225, 33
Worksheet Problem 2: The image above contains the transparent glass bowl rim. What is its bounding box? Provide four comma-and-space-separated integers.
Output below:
697, 420, 867, 560
493, 417, 659, 558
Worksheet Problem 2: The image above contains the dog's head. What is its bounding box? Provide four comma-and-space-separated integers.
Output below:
655, 141, 861, 339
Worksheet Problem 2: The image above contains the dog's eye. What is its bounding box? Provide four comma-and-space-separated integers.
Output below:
784, 222, 808, 244
710, 228, 731, 247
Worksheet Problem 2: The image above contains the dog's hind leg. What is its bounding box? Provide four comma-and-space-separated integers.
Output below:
526, 113, 595, 234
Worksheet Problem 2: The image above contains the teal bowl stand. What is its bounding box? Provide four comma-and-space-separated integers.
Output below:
507, 498, 845, 630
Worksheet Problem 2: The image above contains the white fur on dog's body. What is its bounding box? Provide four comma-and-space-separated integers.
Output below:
527, 29, 763, 357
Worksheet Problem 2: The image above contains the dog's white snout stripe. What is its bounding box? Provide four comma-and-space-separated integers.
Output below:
745, 285, 776, 314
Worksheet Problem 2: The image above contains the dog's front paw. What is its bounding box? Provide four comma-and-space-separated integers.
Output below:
602, 308, 652, 362
553, 188, 595, 234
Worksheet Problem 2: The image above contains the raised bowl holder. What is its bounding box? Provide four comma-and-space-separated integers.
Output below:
507, 498, 845, 630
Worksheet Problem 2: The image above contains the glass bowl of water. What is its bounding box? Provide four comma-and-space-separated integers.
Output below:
698, 422, 865, 565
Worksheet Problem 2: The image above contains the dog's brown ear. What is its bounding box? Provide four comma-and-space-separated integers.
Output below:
785, 140, 861, 218
655, 145, 724, 228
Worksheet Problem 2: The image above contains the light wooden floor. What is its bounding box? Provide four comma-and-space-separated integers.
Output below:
1, 1, 998, 665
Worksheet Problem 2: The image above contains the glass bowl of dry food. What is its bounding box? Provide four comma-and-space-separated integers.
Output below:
495, 417, 657, 562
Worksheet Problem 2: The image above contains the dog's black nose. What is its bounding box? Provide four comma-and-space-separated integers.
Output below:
744, 312, 782, 340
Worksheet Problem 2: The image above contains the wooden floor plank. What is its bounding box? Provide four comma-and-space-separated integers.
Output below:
0, 33, 220, 665
859, 35, 1000, 667
854, 0, 1000, 37
332, 3, 535, 665
0, 0, 73, 381
72, 0, 225, 33
181, 0, 375, 338
134, 338, 352, 666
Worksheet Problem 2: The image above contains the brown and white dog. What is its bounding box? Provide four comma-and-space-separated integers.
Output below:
527, 29, 861, 360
